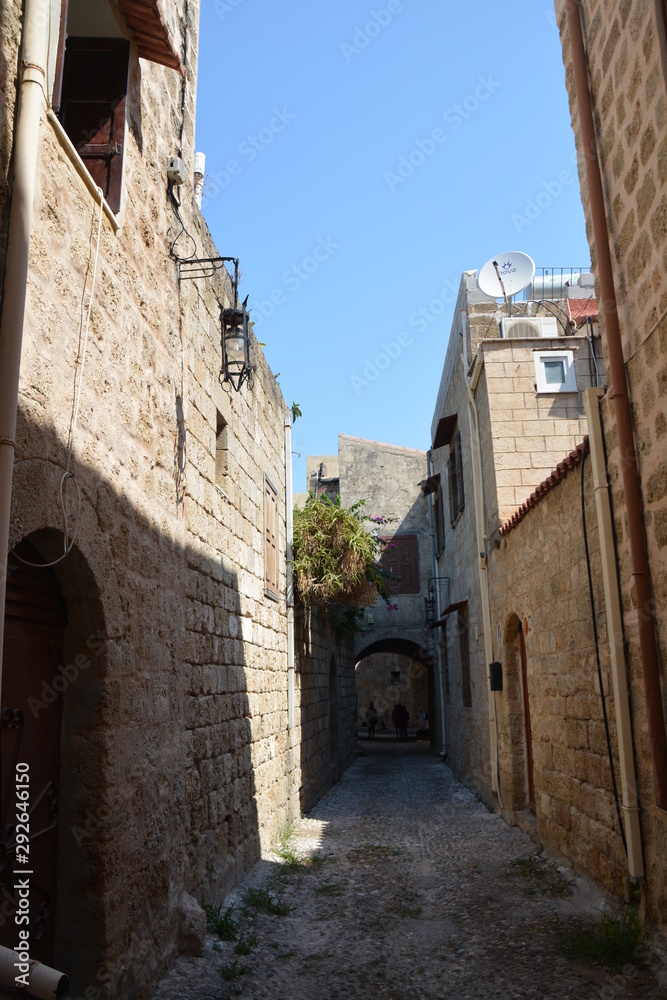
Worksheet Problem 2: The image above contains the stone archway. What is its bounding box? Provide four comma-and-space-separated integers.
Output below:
2, 528, 113, 993
499, 613, 535, 813
355, 639, 434, 743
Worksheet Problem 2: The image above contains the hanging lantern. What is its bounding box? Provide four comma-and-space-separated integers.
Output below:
220, 301, 253, 391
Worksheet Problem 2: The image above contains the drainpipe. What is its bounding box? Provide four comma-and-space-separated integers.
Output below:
0, 0, 50, 701
566, 0, 667, 809
0, 946, 69, 1000
462, 336, 499, 798
583, 387, 645, 881
427, 448, 447, 755
284, 411, 295, 730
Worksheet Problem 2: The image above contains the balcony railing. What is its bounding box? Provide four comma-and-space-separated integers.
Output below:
518, 266, 593, 302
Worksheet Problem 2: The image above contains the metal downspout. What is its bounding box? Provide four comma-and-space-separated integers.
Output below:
463, 353, 499, 797
566, 0, 667, 808
284, 413, 295, 730
427, 448, 447, 755
0, 0, 50, 709
583, 388, 645, 881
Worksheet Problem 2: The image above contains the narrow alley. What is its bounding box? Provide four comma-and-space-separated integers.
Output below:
153, 743, 665, 1000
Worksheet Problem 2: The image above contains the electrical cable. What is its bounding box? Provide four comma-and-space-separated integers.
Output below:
13, 188, 105, 569
580, 435, 627, 855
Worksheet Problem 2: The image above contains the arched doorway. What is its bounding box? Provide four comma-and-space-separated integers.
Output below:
502, 614, 535, 813
355, 638, 434, 744
1, 540, 66, 963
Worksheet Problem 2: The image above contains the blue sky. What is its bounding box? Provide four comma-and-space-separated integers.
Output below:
195, 0, 591, 491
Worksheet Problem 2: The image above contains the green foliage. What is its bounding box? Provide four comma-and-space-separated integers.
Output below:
291, 401, 302, 422
234, 934, 258, 955
508, 846, 575, 898
242, 887, 292, 916
220, 959, 242, 981
293, 494, 389, 608
203, 902, 238, 941
556, 909, 646, 969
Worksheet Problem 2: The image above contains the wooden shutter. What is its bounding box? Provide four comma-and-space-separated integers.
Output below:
59, 38, 130, 214
448, 449, 458, 525
265, 478, 278, 595
381, 535, 419, 594
435, 488, 445, 553
459, 611, 471, 707
455, 430, 465, 515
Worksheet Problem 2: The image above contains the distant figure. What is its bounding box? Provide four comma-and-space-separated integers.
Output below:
366, 702, 378, 739
420, 709, 429, 730
392, 703, 400, 739
398, 703, 409, 739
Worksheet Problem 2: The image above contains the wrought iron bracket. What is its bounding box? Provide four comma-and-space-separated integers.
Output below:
177, 255, 239, 283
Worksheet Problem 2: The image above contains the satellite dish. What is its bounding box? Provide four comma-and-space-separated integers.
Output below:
478, 252, 535, 300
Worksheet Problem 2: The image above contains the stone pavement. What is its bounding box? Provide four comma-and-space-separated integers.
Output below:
153, 742, 666, 1000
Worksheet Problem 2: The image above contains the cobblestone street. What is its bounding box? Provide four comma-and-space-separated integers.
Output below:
154, 743, 666, 1000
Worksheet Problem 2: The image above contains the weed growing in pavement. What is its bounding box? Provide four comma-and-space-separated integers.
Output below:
556, 909, 647, 969
220, 960, 242, 981
508, 846, 575, 898
234, 934, 258, 955
203, 901, 238, 941
314, 881, 343, 897
242, 887, 292, 916
399, 903, 423, 918
347, 843, 401, 863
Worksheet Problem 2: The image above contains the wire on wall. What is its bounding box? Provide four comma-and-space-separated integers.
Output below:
14, 188, 105, 568
580, 436, 627, 856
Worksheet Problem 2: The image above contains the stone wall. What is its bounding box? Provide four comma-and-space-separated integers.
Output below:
488, 456, 632, 899
0, 2, 356, 997
556, 0, 667, 929
295, 604, 357, 809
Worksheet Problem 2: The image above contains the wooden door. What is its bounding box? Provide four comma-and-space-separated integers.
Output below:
518, 628, 535, 813
1, 542, 66, 963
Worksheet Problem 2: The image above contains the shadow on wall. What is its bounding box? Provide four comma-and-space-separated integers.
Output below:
1, 406, 261, 1000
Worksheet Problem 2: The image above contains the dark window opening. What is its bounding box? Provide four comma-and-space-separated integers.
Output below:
449, 429, 465, 525
215, 412, 229, 482
459, 610, 471, 708
390, 671, 400, 685
381, 534, 419, 595
56, 0, 129, 214
434, 486, 445, 554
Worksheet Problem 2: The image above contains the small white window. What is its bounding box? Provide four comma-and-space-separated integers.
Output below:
534, 350, 577, 393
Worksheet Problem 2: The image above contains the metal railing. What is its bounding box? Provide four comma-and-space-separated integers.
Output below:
518, 266, 593, 302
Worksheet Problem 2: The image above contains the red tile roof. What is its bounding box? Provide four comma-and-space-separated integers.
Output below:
498, 440, 587, 536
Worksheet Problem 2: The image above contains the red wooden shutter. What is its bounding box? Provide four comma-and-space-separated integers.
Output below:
59, 38, 130, 214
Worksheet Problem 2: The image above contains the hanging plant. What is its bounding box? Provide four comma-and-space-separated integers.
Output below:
293, 494, 390, 608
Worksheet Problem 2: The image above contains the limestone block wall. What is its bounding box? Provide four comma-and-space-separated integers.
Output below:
295, 604, 356, 808
487, 455, 658, 910
556, 0, 667, 928
479, 338, 596, 523
430, 296, 494, 800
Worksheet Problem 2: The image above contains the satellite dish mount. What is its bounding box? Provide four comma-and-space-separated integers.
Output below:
478, 252, 536, 315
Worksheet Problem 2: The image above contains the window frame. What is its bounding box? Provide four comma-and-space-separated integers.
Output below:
534, 349, 577, 394
264, 474, 280, 601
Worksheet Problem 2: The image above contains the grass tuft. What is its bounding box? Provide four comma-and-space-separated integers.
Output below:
203, 902, 238, 941
234, 934, 258, 956
556, 909, 646, 969
242, 887, 292, 916
508, 846, 574, 898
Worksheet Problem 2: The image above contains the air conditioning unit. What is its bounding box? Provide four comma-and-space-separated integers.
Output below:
500, 316, 559, 339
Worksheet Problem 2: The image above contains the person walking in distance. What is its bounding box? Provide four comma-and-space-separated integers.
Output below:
366, 702, 378, 739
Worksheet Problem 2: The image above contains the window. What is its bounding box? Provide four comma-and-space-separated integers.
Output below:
534, 350, 577, 393
381, 534, 419, 595
459, 610, 471, 708
390, 671, 401, 685
264, 476, 279, 598
434, 485, 445, 555
55, 1, 130, 214
215, 412, 229, 482
448, 429, 465, 525
53, 0, 183, 215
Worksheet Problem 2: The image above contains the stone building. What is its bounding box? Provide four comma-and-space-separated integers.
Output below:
551, 0, 667, 929
0, 2, 354, 997
429, 269, 602, 806
298, 435, 437, 741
